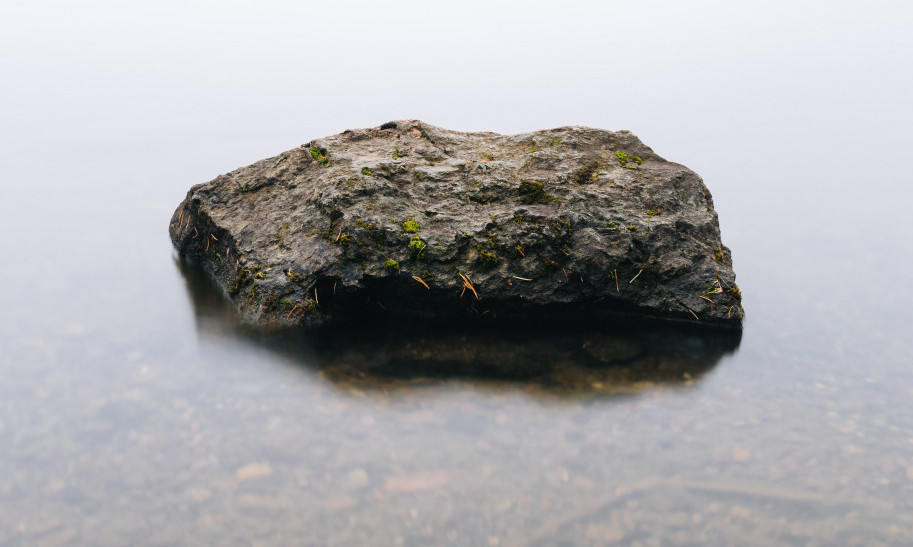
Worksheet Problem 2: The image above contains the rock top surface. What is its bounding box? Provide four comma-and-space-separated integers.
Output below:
170, 120, 743, 326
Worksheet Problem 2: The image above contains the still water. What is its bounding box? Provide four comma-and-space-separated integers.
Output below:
2, 1, 913, 545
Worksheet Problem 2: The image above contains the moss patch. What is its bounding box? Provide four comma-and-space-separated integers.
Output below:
407, 236, 427, 256
727, 283, 742, 303
476, 244, 498, 268
615, 151, 643, 169
285, 269, 304, 283
402, 220, 421, 233
383, 259, 400, 273
228, 269, 252, 296
310, 147, 332, 167
229, 266, 264, 296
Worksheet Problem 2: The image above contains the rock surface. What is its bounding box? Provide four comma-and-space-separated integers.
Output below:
170, 120, 743, 326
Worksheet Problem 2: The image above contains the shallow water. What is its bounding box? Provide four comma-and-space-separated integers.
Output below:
3, 2, 913, 545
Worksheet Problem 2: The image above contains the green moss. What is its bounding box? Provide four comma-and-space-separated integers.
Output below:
285, 269, 304, 283
402, 220, 421, 233
356, 218, 375, 229
605, 221, 618, 230
518, 180, 556, 204
551, 216, 572, 235
407, 236, 426, 255
338, 233, 352, 245
615, 151, 643, 169
383, 259, 400, 273
551, 137, 563, 146
414, 170, 427, 181
361, 167, 373, 176
627, 225, 638, 232
228, 268, 252, 296
703, 280, 723, 296
481, 151, 495, 161
543, 259, 560, 270
714, 248, 725, 264
392, 148, 407, 160
570, 161, 600, 184
476, 245, 498, 268
727, 284, 742, 303
512, 212, 550, 225
310, 147, 332, 167
646, 209, 661, 226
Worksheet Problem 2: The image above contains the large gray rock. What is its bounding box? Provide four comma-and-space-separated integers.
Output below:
170, 120, 743, 326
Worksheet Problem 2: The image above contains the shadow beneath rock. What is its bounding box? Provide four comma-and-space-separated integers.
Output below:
175, 258, 741, 398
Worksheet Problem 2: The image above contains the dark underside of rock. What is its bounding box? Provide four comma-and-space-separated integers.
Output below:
170, 120, 743, 327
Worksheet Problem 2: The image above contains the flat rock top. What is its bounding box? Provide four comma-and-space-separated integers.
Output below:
170, 120, 743, 326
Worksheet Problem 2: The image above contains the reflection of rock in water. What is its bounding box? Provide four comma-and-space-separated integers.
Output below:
176, 258, 741, 396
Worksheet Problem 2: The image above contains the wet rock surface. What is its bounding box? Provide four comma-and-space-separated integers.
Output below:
169, 120, 743, 326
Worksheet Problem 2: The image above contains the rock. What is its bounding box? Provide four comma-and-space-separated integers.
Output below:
169, 120, 743, 326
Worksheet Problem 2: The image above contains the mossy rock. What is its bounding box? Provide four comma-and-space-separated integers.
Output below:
170, 120, 742, 326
